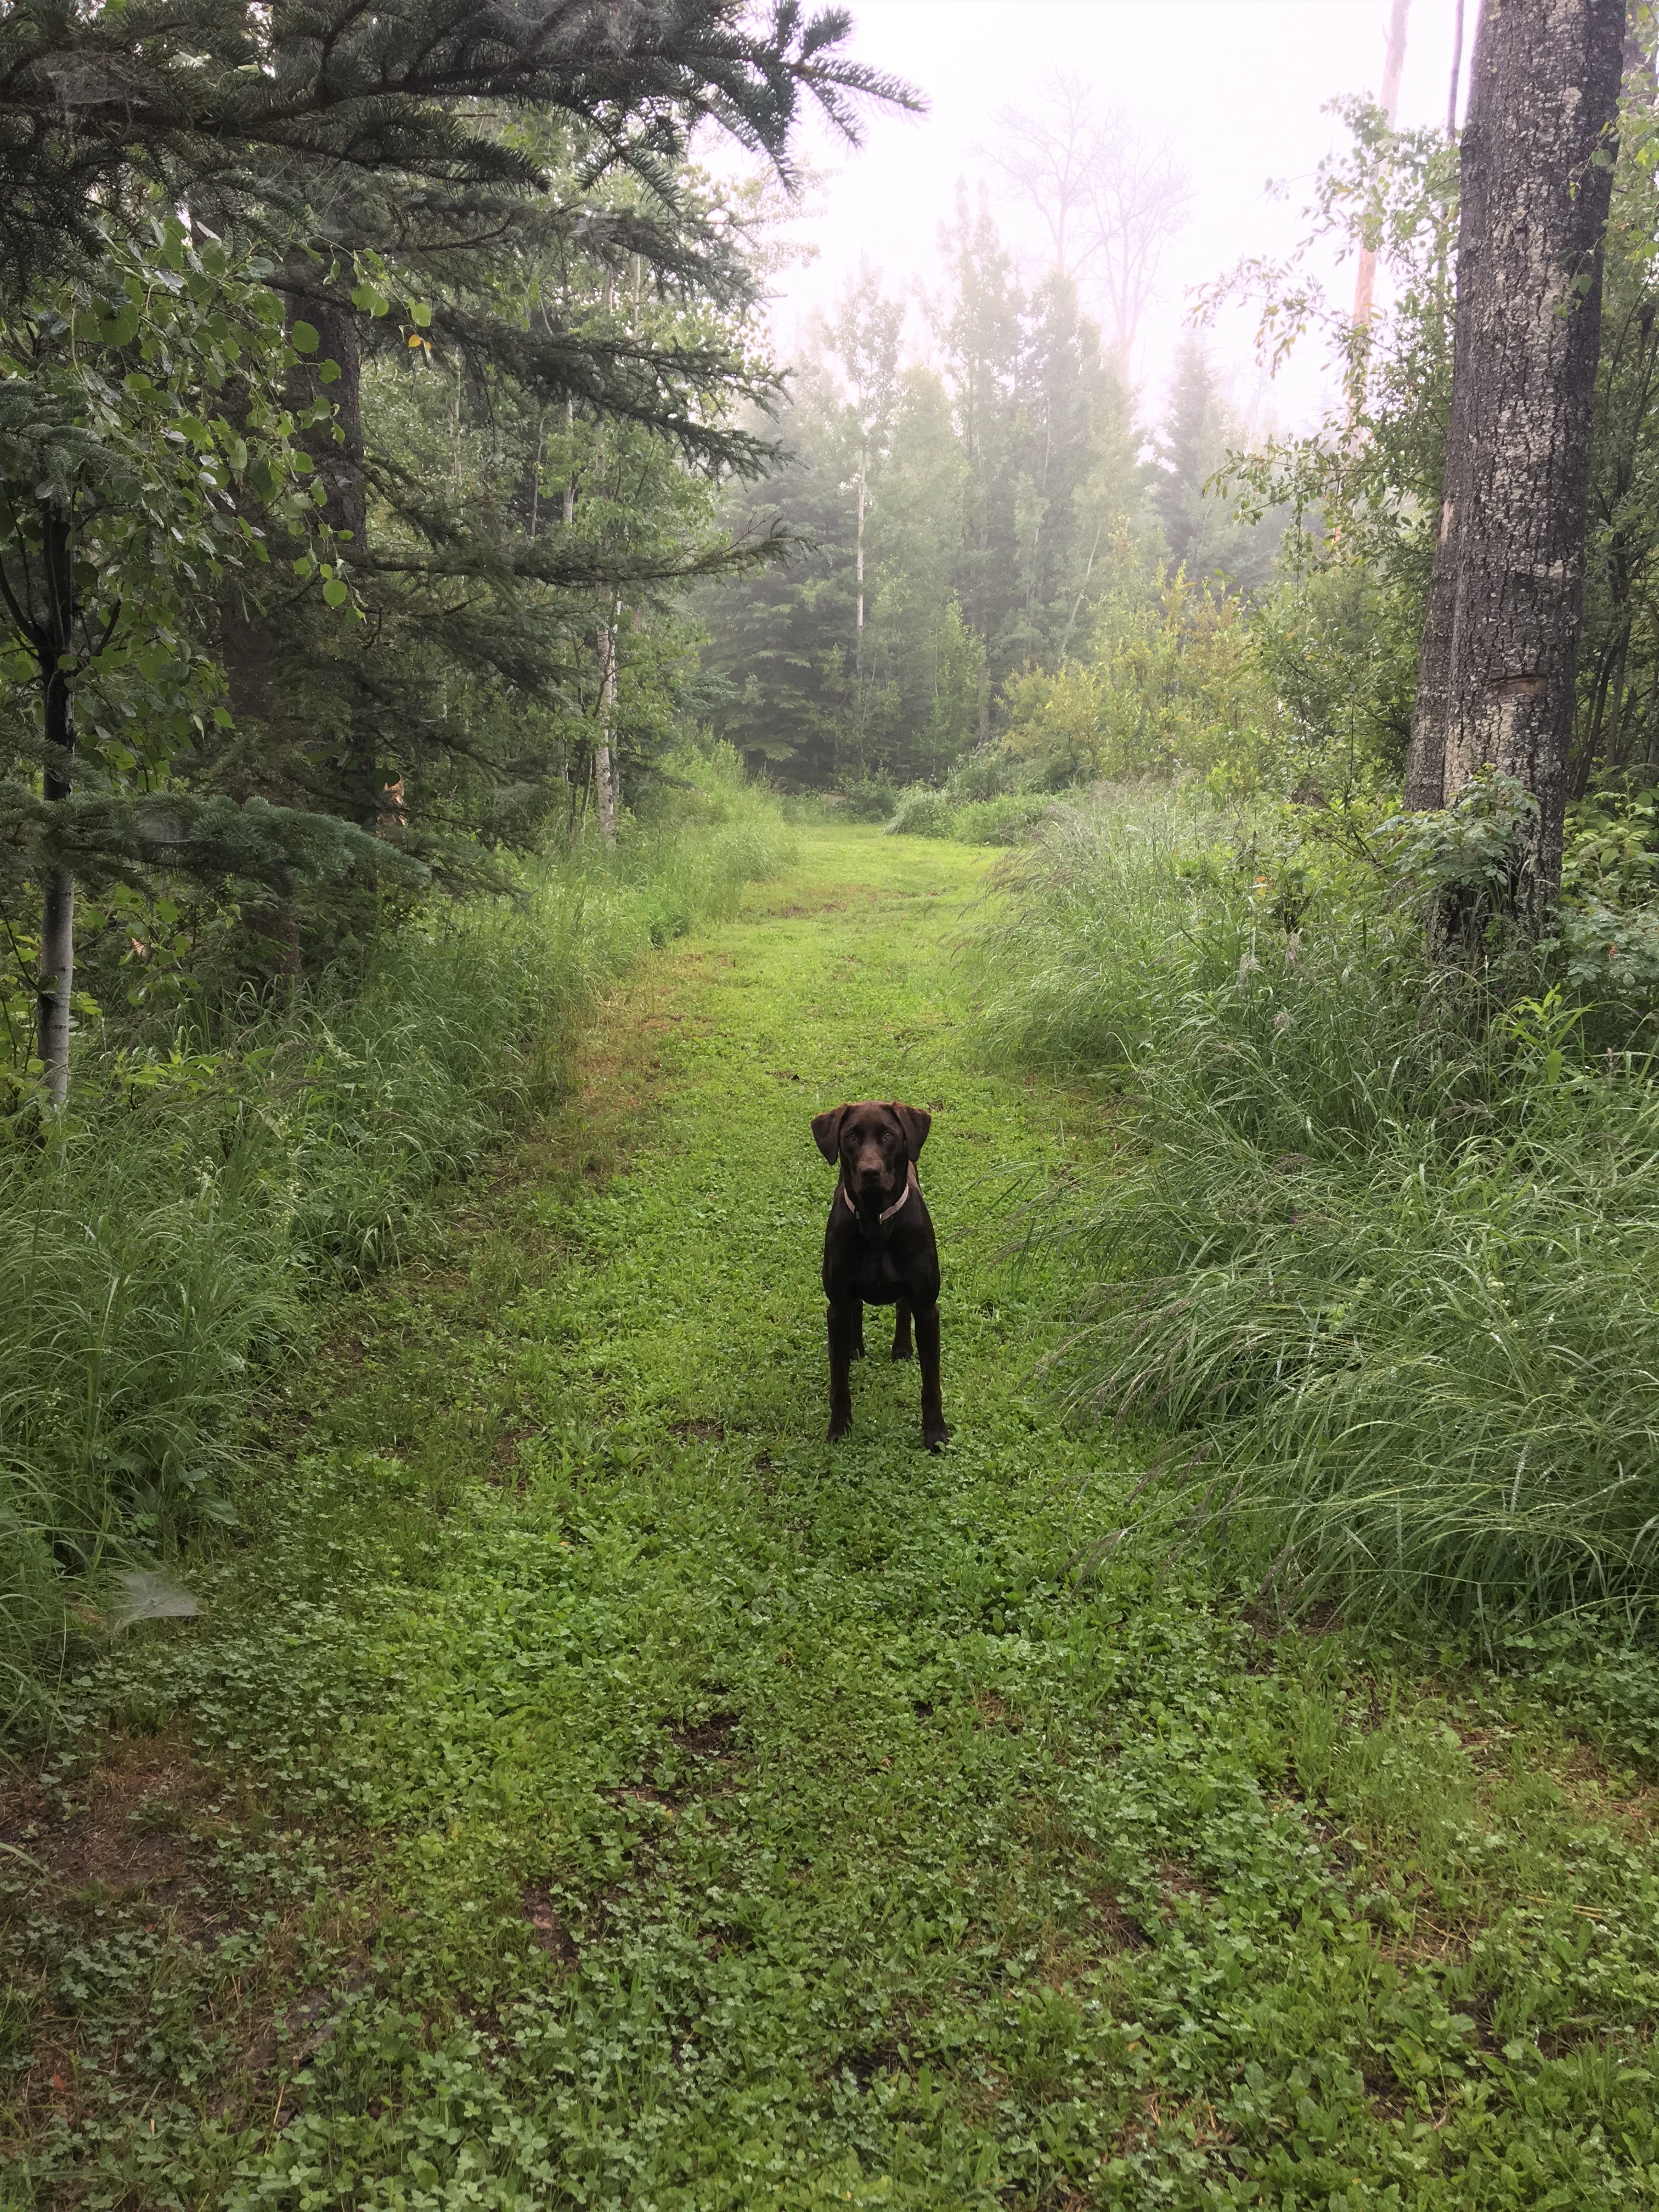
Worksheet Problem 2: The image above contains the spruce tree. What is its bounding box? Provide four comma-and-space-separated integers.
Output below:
1, 0, 912, 1097
1154, 339, 1216, 577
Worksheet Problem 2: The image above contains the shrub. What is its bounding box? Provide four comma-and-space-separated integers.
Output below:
838, 775, 900, 822
952, 794, 1053, 847
886, 788, 957, 838
944, 745, 1029, 806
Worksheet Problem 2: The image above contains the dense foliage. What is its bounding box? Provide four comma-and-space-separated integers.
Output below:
0, 0, 906, 1093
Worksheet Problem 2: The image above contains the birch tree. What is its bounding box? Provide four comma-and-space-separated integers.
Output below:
822, 271, 904, 766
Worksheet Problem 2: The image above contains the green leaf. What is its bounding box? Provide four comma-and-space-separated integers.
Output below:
318, 359, 341, 385
322, 578, 349, 608
351, 284, 391, 317
290, 321, 320, 354
409, 300, 432, 328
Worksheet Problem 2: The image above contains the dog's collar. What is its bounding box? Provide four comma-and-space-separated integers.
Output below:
843, 1161, 915, 1226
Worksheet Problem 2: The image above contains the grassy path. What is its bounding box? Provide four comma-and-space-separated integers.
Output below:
5, 828, 1659, 2210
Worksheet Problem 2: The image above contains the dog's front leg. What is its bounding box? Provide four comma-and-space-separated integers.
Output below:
852, 1297, 866, 1360
826, 1300, 859, 1441
915, 1301, 949, 1451
891, 1297, 913, 1362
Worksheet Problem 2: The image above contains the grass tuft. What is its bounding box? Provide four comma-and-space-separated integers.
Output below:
0, 753, 793, 1728
976, 791, 1659, 1631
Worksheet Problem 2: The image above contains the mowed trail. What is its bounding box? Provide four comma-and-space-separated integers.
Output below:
23, 827, 1657, 2212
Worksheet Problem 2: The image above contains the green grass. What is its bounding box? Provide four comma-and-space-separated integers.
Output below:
0, 752, 794, 1727
3, 826, 1659, 2209
975, 792, 1659, 1633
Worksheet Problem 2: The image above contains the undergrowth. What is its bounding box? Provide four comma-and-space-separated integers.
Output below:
6, 830, 1658, 2211
0, 748, 793, 1732
975, 788, 1659, 1635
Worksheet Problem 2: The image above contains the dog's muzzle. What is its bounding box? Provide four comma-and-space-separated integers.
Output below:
844, 1163, 915, 1224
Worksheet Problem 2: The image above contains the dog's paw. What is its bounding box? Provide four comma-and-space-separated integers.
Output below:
850, 1342, 866, 1361
890, 1343, 913, 1363
923, 1423, 951, 1453
828, 1415, 852, 1444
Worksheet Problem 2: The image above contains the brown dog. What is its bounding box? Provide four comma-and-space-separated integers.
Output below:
811, 1101, 949, 1451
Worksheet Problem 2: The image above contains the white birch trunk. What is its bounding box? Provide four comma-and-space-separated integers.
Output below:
595, 603, 619, 844
37, 867, 74, 1109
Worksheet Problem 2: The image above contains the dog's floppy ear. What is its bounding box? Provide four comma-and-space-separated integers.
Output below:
887, 1102, 932, 1162
810, 1105, 849, 1165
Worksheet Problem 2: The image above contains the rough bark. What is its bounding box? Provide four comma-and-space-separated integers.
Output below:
1404, 288, 1477, 807
1407, 0, 1626, 923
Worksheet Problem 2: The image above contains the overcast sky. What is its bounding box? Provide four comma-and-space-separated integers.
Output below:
745, 0, 1470, 434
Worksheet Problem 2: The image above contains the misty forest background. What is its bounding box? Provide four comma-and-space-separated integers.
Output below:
10, 0, 1659, 1718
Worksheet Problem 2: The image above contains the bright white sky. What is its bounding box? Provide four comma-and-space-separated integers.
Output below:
748, 0, 1471, 435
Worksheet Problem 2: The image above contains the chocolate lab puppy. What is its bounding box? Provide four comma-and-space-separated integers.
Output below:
811, 1101, 949, 1452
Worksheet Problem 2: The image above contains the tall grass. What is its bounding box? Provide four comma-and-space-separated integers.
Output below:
977, 791, 1659, 1632
0, 751, 793, 1727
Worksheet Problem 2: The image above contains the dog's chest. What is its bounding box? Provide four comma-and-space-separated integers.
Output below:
831, 1225, 915, 1304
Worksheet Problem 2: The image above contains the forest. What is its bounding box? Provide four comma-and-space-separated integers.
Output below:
5, 0, 1659, 2205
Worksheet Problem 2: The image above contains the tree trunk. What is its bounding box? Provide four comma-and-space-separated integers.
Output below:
1351, 0, 1412, 332
1447, 0, 1468, 134
595, 604, 619, 844
36, 505, 76, 1108
854, 438, 867, 754
1407, 0, 1625, 922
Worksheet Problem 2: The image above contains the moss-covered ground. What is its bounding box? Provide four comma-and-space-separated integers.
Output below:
4, 827, 1658, 2209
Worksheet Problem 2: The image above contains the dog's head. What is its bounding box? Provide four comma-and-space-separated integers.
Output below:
810, 1101, 930, 1205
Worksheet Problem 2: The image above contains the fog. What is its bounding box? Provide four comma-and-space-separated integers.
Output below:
756, 0, 1472, 432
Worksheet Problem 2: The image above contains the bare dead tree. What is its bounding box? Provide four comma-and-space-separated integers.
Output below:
988, 70, 1103, 276
1080, 126, 1192, 374
990, 77, 1189, 374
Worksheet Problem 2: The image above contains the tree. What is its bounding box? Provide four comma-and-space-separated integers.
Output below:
937, 187, 1022, 743
698, 222, 1142, 788
1350, 0, 1413, 334
818, 267, 903, 760
1404, 0, 1627, 921
991, 74, 1189, 375
1155, 340, 1220, 574
0, 3, 915, 1102
989, 71, 1102, 276
1154, 338, 1281, 590
1569, 101, 1659, 794
1081, 126, 1190, 376
0, 212, 391, 1104
0, 0, 912, 300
